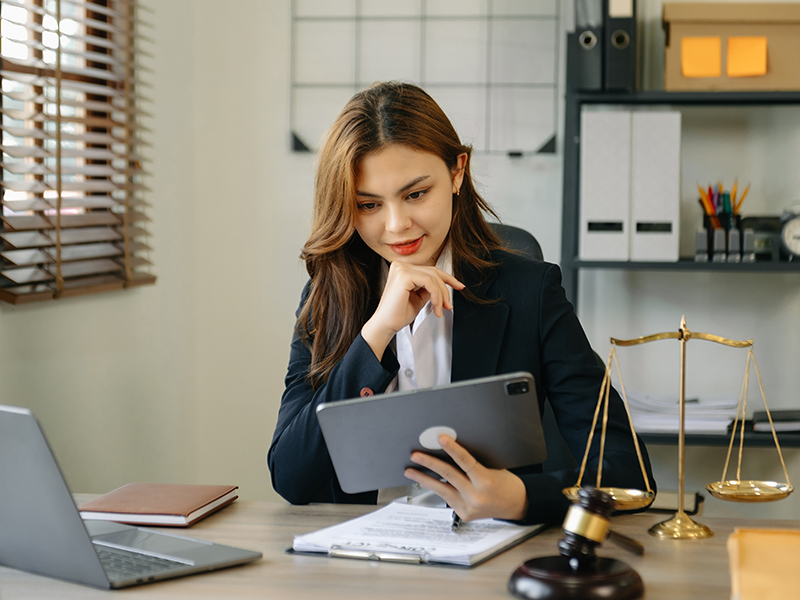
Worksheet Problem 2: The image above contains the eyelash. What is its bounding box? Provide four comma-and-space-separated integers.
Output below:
357, 188, 430, 211
407, 188, 429, 200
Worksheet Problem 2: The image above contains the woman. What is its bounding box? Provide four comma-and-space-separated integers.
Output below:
268, 82, 653, 524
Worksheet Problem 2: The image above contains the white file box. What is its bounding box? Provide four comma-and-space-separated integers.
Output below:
629, 111, 681, 262
579, 110, 631, 261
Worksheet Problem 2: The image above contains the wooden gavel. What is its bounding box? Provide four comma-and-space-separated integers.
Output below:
509, 487, 644, 600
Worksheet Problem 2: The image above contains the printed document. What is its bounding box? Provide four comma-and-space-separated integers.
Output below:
292, 503, 544, 567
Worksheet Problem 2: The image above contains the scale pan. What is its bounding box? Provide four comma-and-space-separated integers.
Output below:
706, 480, 794, 502
563, 487, 655, 510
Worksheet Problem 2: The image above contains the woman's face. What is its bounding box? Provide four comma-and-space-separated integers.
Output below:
354, 145, 466, 266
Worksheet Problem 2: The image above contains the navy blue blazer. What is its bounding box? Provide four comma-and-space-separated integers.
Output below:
268, 251, 655, 524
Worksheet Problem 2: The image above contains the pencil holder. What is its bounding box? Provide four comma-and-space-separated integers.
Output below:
702, 215, 718, 261
702, 214, 742, 262
718, 213, 742, 232
704, 213, 742, 232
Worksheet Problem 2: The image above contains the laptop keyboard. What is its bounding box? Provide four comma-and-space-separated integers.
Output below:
95, 544, 186, 581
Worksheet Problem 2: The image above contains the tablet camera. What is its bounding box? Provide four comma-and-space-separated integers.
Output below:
505, 380, 529, 396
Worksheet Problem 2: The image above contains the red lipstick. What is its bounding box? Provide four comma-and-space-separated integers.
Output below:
389, 236, 423, 256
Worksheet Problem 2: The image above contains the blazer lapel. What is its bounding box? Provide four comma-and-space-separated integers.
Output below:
451, 266, 509, 382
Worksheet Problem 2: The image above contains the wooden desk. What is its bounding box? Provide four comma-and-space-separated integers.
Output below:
1, 498, 797, 599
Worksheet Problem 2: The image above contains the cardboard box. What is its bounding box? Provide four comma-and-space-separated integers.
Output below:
663, 2, 800, 91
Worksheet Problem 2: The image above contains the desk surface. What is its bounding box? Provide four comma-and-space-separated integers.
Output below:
1, 497, 797, 599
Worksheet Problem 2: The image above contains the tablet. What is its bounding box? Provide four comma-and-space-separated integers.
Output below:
316, 372, 547, 494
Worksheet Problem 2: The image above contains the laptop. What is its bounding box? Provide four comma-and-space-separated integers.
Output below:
316, 372, 547, 494
0, 404, 262, 589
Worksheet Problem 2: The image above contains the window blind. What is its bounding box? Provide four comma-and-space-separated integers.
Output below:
0, 0, 154, 304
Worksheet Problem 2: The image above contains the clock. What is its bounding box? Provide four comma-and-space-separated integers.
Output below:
780, 208, 800, 259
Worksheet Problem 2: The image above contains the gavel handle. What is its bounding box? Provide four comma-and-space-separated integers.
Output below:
607, 529, 645, 556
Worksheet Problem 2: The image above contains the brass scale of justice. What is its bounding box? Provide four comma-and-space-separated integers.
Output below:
562, 316, 793, 539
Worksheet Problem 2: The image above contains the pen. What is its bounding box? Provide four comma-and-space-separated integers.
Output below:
451, 511, 462, 532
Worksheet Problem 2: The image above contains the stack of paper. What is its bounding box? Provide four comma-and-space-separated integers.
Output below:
614, 381, 739, 434
753, 410, 800, 433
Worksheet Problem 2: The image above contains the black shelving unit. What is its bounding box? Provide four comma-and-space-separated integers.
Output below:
560, 89, 800, 307
574, 259, 799, 272
641, 431, 800, 448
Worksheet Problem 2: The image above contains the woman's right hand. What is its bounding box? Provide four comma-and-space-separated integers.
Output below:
360, 262, 464, 361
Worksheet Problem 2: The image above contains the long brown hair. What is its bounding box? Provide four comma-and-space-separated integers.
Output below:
299, 82, 503, 388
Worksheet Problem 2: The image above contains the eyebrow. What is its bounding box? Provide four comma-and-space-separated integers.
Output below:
356, 175, 430, 198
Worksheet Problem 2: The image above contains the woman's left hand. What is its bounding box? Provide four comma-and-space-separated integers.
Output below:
404, 435, 528, 522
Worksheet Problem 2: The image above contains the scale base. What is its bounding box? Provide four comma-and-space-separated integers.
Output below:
509, 555, 643, 600
648, 512, 713, 539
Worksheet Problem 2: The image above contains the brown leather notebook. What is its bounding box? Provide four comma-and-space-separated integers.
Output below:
78, 483, 238, 527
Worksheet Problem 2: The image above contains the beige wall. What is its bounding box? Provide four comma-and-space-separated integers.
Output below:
1, 0, 798, 523
0, 0, 314, 503
147, 0, 316, 501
